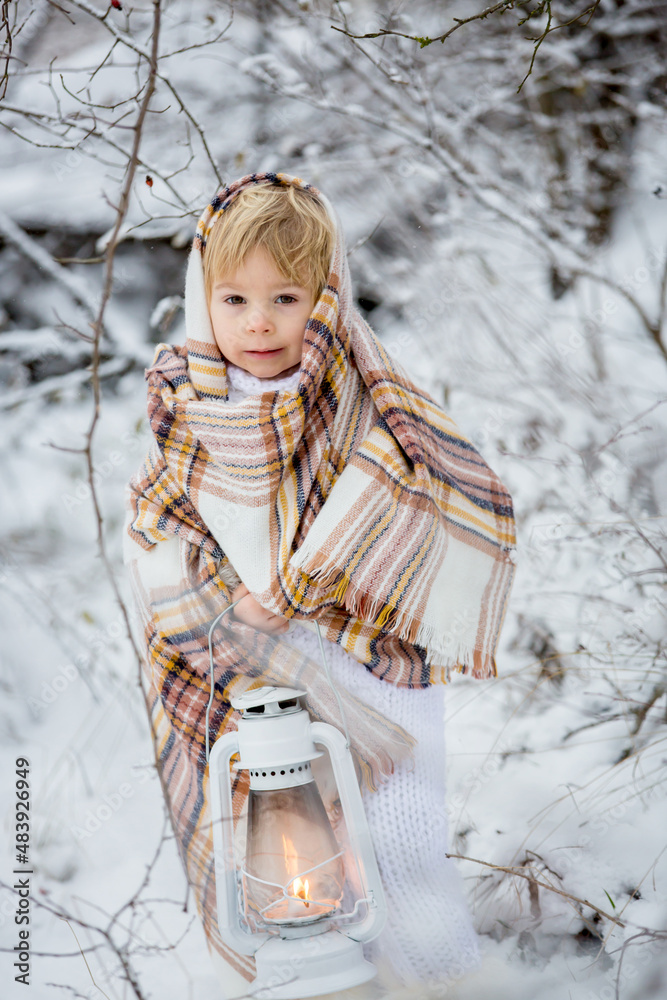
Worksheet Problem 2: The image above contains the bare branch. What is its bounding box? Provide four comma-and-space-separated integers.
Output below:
0, 0, 12, 99
331, 0, 604, 90
447, 851, 630, 928
0, 209, 107, 339
65, 0, 226, 186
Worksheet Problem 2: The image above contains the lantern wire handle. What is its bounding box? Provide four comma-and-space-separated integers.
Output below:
205, 599, 352, 763
205, 598, 244, 765
314, 620, 352, 753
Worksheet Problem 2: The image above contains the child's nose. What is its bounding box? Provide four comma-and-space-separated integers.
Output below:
246, 307, 273, 333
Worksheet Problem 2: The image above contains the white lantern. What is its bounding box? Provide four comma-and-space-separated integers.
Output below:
206, 608, 387, 998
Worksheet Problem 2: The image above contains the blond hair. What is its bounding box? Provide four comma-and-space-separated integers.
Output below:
203, 184, 335, 306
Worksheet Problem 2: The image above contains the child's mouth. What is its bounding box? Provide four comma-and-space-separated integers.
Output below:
245, 349, 283, 357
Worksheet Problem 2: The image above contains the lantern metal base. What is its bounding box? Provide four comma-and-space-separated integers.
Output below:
251, 928, 377, 999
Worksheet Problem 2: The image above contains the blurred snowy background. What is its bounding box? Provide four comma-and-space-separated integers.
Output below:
0, 1, 666, 998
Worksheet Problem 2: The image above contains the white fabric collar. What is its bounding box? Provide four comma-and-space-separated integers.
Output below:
225, 361, 301, 396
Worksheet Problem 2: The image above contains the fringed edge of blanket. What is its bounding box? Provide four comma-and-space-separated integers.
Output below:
291, 548, 515, 681
349, 724, 418, 794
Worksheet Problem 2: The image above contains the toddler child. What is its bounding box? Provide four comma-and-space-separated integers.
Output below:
124, 171, 517, 998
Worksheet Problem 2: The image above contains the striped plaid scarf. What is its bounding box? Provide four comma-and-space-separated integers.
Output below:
124, 171, 516, 977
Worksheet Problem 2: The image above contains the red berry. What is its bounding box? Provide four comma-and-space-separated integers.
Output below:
111, 0, 122, 9
146, 175, 153, 187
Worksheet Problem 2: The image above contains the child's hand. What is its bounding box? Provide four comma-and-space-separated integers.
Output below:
230, 583, 290, 635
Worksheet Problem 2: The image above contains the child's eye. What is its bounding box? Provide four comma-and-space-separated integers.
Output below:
222, 294, 297, 305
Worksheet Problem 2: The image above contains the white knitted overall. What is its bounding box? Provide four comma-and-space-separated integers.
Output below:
209, 365, 482, 995
286, 621, 482, 989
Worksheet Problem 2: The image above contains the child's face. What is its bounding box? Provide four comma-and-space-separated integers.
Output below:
208, 245, 315, 380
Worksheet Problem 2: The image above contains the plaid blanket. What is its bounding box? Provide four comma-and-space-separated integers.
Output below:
124, 171, 516, 978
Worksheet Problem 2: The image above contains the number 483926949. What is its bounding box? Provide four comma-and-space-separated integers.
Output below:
15, 757, 30, 865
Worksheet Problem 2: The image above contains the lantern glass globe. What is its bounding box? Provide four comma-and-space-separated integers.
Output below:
244, 782, 345, 924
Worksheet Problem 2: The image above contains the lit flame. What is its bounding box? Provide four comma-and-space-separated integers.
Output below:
291, 875, 311, 908
282, 835, 311, 908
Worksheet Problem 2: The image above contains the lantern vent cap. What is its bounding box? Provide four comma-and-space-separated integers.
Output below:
231, 686, 308, 717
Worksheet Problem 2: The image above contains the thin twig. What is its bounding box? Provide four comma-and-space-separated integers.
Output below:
446, 851, 626, 926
